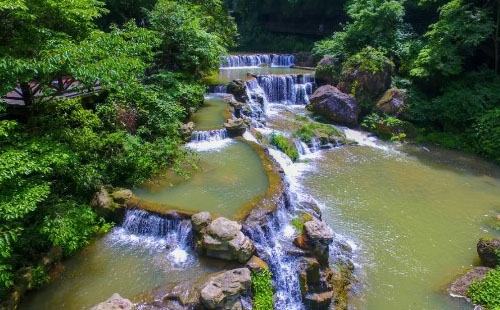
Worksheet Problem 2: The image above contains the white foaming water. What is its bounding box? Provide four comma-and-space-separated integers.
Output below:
186, 138, 233, 152
343, 128, 397, 153
107, 209, 195, 268
187, 129, 233, 152
220, 54, 295, 68
242, 131, 258, 143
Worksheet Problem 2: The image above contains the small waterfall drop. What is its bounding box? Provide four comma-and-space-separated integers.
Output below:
191, 129, 229, 142
247, 75, 314, 105
209, 85, 228, 94
220, 54, 295, 68
108, 209, 194, 266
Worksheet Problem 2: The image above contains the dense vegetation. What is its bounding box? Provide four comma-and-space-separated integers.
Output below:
467, 267, 500, 309
310, 0, 500, 163
0, 0, 235, 298
251, 268, 274, 310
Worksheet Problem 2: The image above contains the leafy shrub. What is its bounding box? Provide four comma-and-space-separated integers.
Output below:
467, 268, 500, 309
343, 47, 394, 74
470, 108, 500, 164
269, 133, 299, 161
362, 113, 414, 142
251, 268, 274, 310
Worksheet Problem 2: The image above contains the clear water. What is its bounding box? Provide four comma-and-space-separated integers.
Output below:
303, 145, 500, 310
204, 67, 314, 85
262, 103, 500, 310
19, 224, 225, 310
190, 94, 230, 130
134, 140, 269, 218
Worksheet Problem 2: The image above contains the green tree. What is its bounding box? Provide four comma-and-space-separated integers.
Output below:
410, 0, 494, 78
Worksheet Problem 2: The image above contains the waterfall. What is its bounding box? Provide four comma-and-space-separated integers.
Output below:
108, 209, 194, 266
220, 54, 295, 68
245, 199, 305, 310
247, 75, 315, 105
191, 129, 229, 142
208, 85, 228, 94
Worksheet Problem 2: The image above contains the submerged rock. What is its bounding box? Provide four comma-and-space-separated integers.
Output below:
198, 217, 255, 263
450, 267, 492, 297
307, 85, 360, 127
227, 80, 248, 103
224, 118, 247, 137
92, 293, 133, 310
375, 88, 409, 119
477, 237, 500, 268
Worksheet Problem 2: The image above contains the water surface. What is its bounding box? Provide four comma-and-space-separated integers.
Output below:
190, 94, 230, 130
134, 140, 269, 218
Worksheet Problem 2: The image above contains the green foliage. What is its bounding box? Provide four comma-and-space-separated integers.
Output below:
470, 108, 500, 164
150, 0, 236, 75
410, 70, 500, 130
313, 0, 405, 61
416, 131, 466, 150
30, 265, 50, 289
362, 113, 411, 142
467, 268, 500, 309
343, 47, 394, 73
291, 218, 304, 234
269, 133, 299, 162
411, 0, 494, 78
251, 268, 274, 310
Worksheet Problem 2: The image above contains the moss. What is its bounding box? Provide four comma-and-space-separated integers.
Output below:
291, 218, 304, 234
251, 268, 274, 310
269, 133, 299, 161
294, 121, 345, 144
467, 268, 500, 309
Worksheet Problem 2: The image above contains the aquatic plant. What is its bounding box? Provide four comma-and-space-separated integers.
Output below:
269, 133, 299, 161
467, 268, 500, 309
251, 268, 274, 310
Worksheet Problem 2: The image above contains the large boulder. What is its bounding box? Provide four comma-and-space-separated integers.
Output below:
192, 212, 212, 232
375, 88, 409, 120
450, 267, 493, 297
315, 56, 341, 87
200, 268, 252, 310
307, 85, 360, 127
199, 217, 255, 263
92, 293, 133, 310
477, 238, 500, 268
304, 219, 334, 266
227, 80, 248, 103
224, 118, 247, 137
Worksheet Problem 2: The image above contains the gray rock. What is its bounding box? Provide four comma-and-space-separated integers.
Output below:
91, 293, 133, 310
181, 122, 196, 141
307, 85, 360, 127
200, 217, 255, 263
304, 219, 334, 242
192, 212, 212, 232
450, 267, 492, 297
224, 118, 247, 137
227, 80, 248, 103
200, 268, 251, 310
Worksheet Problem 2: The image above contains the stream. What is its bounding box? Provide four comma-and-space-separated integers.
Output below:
19, 54, 500, 310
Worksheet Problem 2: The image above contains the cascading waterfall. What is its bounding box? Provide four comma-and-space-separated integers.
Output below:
250, 75, 314, 105
108, 209, 194, 266
191, 129, 229, 142
220, 54, 295, 68
245, 197, 305, 310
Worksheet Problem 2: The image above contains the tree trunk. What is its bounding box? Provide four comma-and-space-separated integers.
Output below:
19, 82, 34, 107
